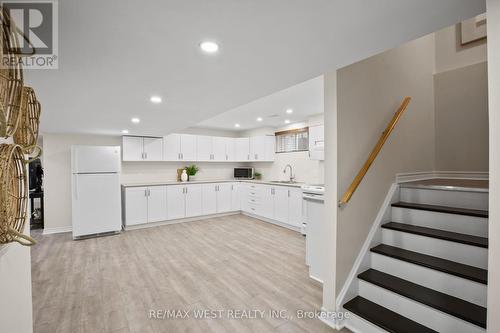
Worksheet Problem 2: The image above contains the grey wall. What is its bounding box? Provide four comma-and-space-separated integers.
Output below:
334, 34, 436, 292
435, 62, 489, 171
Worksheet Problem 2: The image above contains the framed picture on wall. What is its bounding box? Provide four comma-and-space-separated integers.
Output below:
461, 13, 487, 45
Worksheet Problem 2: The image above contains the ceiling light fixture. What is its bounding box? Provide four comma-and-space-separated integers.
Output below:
286, 109, 293, 114
150, 96, 162, 104
234, 123, 240, 128
200, 41, 219, 53
131, 117, 141, 124
256, 117, 263, 122
121, 130, 129, 134
284, 119, 291, 124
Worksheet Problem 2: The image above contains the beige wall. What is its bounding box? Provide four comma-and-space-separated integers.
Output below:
0, 137, 33, 333
435, 23, 487, 74
487, 0, 500, 331
434, 62, 489, 171
334, 34, 436, 292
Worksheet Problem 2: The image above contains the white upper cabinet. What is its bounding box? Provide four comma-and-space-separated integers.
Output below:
212, 137, 228, 161
249, 135, 275, 161
309, 125, 324, 160
123, 136, 163, 161
225, 138, 235, 161
196, 136, 213, 161
143, 138, 163, 161
163, 134, 197, 161
264, 135, 276, 161
235, 137, 250, 161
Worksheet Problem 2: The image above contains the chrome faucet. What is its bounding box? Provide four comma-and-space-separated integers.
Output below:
283, 164, 295, 183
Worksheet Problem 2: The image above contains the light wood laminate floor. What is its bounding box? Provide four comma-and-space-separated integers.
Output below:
32, 214, 348, 333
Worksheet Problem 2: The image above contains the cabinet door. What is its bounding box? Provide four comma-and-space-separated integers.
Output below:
288, 188, 303, 227
239, 183, 249, 212
180, 134, 197, 161
309, 125, 324, 160
202, 184, 218, 215
125, 187, 148, 225
167, 185, 186, 220
143, 138, 163, 161
196, 136, 213, 161
212, 137, 227, 161
185, 184, 203, 217
163, 134, 181, 161
230, 183, 240, 211
225, 138, 235, 161
273, 187, 289, 223
264, 135, 276, 161
217, 183, 232, 213
260, 185, 274, 219
235, 138, 250, 161
147, 186, 167, 222
122, 136, 144, 161
250, 136, 266, 161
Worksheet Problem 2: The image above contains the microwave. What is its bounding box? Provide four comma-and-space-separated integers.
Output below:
234, 167, 254, 179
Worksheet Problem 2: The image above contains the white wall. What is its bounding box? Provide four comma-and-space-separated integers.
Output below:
0, 137, 33, 333
487, 0, 500, 331
435, 23, 487, 74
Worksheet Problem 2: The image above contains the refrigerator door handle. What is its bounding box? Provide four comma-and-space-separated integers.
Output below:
73, 175, 78, 200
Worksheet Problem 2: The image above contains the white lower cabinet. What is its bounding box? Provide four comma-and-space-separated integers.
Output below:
202, 184, 218, 215
124, 186, 166, 226
167, 184, 203, 219
185, 184, 203, 217
273, 187, 289, 223
230, 183, 240, 211
288, 188, 303, 227
217, 183, 233, 213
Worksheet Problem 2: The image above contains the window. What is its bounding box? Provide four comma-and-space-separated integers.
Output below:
275, 128, 309, 153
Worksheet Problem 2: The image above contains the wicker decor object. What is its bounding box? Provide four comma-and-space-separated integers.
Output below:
0, 8, 24, 138
14, 87, 41, 156
0, 143, 35, 246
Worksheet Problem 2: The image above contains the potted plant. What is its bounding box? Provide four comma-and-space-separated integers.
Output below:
185, 164, 199, 181
254, 171, 262, 180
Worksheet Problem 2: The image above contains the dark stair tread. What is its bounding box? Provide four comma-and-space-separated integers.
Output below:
358, 269, 487, 328
392, 201, 488, 218
382, 222, 488, 248
371, 244, 487, 284
343, 296, 438, 333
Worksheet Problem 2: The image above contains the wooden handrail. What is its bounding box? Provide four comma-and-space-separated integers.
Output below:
338, 97, 411, 207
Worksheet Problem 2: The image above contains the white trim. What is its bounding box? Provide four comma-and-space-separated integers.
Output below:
309, 274, 324, 284
396, 171, 489, 183
43, 226, 72, 235
124, 211, 239, 230
335, 183, 399, 309
241, 212, 301, 232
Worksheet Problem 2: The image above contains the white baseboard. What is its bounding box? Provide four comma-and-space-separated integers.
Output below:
335, 183, 399, 310
43, 226, 72, 235
241, 212, 301, 232
396, 171, 489, 183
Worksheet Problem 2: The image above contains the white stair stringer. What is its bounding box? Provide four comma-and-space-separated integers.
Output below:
358, 280, 486, 333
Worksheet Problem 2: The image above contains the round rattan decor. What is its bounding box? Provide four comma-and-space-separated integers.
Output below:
0, 143, 35, 246
0, 7, 24, 138
13, 86, 41, 156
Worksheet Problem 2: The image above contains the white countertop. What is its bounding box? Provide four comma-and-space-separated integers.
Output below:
121, 179, 304, 188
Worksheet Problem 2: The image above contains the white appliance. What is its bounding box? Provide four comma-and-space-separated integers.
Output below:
302, 184, 325, 283
71, 145, 122, 239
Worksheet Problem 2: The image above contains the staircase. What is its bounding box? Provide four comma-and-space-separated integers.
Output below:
342, 179, 488, 333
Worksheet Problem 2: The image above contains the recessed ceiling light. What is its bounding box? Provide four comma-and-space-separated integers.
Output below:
286, 109, 293, 114
200, 41, 219, 53
256, 117, 263, 122
234, 123, 240, 128
131, 117, 140, 124
150, 96, 162, 104
121, 129, 129, 134
284, 119, 291, 124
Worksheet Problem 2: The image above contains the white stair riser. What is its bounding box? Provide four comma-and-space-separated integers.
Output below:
381, 229, 488, 269
358, 280, 486, 333
341, 311, 386, 333
400, 188, 488, 210
391, 207, 488, 237
371, 253, 487, 307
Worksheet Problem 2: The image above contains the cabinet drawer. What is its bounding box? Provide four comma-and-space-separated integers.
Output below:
247, 202, 260, 214
247, 197, 260, 205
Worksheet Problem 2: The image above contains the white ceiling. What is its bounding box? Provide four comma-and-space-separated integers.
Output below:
196, 76, 323, 131
25, 0, 485, 136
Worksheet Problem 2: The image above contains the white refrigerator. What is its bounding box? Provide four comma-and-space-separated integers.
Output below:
71, 145, 122, 239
